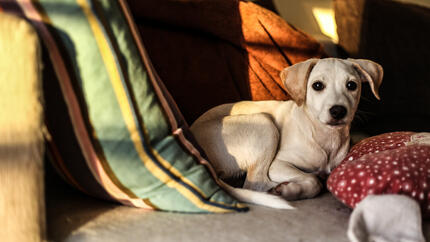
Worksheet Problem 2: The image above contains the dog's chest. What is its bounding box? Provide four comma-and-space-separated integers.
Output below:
277, 126, 346, 174
276, 139, 329, 174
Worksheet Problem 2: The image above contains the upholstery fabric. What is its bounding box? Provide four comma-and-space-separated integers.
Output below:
127, 0, 327, 123
0, 12, 45, 241
0, 0, 246, 213
334, 0, 430, 134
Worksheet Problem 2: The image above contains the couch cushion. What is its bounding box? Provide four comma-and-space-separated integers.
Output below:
128, 0, 327, 123
334, 0, 430, 134
46, 167, 352, 242
0, 0, 245, 213
0, 12, 45, 241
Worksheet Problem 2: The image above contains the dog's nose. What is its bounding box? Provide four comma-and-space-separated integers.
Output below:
329, 105, 347, 120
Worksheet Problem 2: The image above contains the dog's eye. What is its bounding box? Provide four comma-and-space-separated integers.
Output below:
312, 81, 325, 91
346, 81, 357, 91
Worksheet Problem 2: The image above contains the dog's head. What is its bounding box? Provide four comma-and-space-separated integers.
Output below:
280, 58, 383, 128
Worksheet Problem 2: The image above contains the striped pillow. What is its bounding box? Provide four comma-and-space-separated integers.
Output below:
1, 0, 247, 213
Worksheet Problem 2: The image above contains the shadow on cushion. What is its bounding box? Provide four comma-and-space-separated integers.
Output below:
335, 0, 430, 135
128, 0, 326, 123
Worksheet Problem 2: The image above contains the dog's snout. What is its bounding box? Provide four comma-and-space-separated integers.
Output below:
329, 105, 347, 120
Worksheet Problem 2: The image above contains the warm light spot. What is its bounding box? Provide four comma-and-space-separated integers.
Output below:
312, 7, 338, 43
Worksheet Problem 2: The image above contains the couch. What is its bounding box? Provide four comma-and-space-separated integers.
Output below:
1, 0, 430, 241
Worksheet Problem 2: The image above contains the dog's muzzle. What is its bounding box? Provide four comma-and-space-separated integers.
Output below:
329, 105, 347, 120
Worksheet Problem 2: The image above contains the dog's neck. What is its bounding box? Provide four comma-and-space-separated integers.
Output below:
300, 104, 350, 157
297, 104, 351, 173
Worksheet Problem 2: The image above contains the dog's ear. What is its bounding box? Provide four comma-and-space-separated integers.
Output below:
347, 58, 384, 100
280, 58, 319, 106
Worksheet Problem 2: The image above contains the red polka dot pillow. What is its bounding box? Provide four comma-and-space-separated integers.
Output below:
327, 132, 430, 216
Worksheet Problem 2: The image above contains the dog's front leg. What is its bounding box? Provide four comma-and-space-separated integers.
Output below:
268, 160, 322, 200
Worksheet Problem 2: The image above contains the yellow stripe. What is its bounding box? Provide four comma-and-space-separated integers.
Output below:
76, 0, 232, 212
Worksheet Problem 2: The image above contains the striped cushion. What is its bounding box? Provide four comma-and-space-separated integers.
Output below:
1, 0, 246, 213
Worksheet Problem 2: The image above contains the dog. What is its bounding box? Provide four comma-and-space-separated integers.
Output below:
190, 58, 383, 209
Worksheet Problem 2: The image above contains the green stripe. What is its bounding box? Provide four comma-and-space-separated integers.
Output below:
37, 0, 242, 212
99, 0, 241, 207
37, 0, 199, 211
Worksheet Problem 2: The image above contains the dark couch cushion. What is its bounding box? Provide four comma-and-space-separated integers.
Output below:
334, 0, 430, 134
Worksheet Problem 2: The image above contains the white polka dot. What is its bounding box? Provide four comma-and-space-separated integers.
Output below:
353, 193, 358, 198
394, 170, 400, 175
351, 179, 356, 184
348, 157, 354, 161
359, 171, 365, 176
419, 192, 424, 200
347, 186, 351, 191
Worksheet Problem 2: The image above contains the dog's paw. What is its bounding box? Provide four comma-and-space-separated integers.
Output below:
268, 181, 289, 195
270, 179, 322, 200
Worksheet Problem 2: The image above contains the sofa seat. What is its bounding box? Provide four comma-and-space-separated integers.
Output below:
44, 166, 430, 242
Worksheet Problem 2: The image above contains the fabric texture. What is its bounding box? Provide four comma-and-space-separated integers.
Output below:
45, 170, 354, 242
0, 0, 246, 213
334, 0, 430, 134
0, 12, 45, 241
328, 132, 430, 216
127, 0, 327, 123
348, 195, 425, 242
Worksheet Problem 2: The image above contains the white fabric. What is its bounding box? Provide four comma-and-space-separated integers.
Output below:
348, 195, 425, 242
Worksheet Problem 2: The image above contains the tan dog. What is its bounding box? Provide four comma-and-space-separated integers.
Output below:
191, 58, 383, 209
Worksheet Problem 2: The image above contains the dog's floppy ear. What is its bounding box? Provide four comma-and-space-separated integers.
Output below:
347, 58, 384, 100
280, 58, 319, 106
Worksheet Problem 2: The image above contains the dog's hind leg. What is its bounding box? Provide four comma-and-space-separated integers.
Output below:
220, 113, 280, 192
191, 113, 280, 192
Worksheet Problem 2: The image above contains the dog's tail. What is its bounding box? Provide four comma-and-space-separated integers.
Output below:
218, 180, 294, 209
